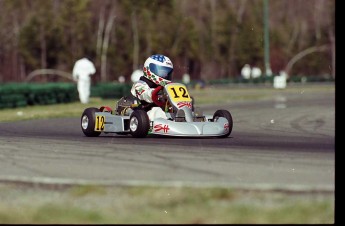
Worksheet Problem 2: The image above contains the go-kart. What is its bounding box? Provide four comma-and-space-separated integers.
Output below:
81, 82, 233, 138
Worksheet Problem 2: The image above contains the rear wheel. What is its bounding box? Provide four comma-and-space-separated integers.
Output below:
129, 110, 150, 138
81, 107, 101, 137
213, 109, 233, 138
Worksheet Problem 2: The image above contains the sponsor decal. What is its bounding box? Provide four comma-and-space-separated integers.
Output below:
224, 123, 229, 131
153, 124, 169, 133
177, 101, 192, 109
136, 88, 145, 95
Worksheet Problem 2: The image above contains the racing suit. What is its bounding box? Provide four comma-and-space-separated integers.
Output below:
130, 76, 167, 121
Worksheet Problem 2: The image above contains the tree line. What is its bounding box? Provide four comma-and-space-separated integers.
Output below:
0, 0, 335, 83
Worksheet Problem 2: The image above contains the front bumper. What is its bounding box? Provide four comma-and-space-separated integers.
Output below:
151, 117, 230, 137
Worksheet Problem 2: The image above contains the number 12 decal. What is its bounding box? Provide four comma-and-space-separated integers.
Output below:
95, 115, 105, 131
167, 85, 191, 102
170, 87, 189, 98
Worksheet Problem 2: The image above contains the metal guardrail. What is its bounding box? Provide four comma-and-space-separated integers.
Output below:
25, 69, 74, 82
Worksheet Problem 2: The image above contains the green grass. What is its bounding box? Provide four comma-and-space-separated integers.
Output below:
0, 184, 334, 224
0, 97, 113, 122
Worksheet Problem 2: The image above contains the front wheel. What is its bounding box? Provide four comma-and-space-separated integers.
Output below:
213, 109, 233, 138
129, 110, 150, 138
81, 107, 101, 137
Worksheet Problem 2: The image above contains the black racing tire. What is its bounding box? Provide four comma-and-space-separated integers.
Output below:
213, 109, 233, 138
81, 107, 101, 137
129, 109, 150, 138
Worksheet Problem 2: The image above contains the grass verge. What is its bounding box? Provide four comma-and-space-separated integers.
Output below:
0, 183, 334, 224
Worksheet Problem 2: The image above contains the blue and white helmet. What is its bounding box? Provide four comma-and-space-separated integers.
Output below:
143, 54, 173, 86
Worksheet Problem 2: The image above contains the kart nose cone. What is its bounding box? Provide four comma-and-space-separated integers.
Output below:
152, 117, 228, 137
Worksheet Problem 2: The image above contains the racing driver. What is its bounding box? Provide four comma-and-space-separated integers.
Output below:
131, 54, 173, 121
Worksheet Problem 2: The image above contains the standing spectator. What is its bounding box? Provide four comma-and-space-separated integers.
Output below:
72, 57, 96, 104
241, 64, 251, 79
251, 66, 262, 79
130, 69, 143, 83
182, 73, 191, 87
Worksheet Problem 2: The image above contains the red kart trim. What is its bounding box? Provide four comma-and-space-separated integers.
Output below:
151, 86, 165, 107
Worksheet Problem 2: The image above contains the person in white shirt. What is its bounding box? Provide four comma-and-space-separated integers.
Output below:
251, 66, 262, 79
72, 57, 96, 104
241, 64, 251, 79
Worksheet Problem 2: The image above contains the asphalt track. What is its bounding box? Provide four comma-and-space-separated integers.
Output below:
0, 84, 335, 192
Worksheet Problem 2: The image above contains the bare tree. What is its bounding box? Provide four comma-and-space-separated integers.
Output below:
100, 3, 116, 82
228, 0, 247, 77
131, 10, 139, 71
96, 4, 106, 67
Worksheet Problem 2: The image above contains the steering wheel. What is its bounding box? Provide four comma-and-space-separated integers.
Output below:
151, 86, 165, 108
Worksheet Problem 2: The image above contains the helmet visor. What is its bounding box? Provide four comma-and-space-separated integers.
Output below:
149, 63, 173, 80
